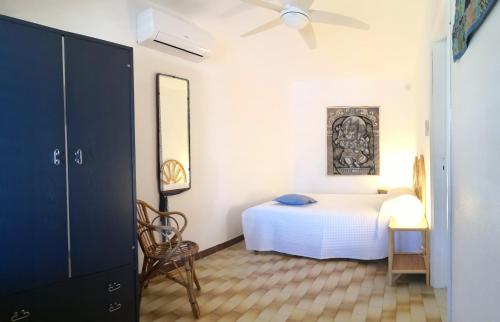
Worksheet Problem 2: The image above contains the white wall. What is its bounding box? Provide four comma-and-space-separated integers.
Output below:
283, 0, 429, 194
291, 79, 417, 193
414, 0, 450, 151
413, 0, 449, 213
0, 0, 430, 254
451, 3, 500, 321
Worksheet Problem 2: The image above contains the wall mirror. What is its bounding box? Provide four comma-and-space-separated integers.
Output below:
157, 74, 191, 206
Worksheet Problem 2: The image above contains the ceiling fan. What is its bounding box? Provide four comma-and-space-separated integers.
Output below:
240, 0, 370, 49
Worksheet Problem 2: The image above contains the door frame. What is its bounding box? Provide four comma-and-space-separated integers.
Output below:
430, 40, 450, 289
446, 4, 453, 320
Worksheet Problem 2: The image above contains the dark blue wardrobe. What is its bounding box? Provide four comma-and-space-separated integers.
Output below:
0, 15, 138, 322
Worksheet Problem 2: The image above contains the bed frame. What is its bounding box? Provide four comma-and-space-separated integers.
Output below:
413, 155, 426, 214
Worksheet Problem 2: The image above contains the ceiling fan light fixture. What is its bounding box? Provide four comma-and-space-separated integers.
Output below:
281, 8, 310, 30
240, 0, 370, 49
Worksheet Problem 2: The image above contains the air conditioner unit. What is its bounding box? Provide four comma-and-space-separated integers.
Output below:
137, 8, 213, 59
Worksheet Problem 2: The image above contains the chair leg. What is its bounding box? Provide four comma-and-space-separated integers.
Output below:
141, 260, 162, 297
191, 256, 201, 291
141, 257, 148, 276
141, 257, 150, 289
184, 258, 200, 318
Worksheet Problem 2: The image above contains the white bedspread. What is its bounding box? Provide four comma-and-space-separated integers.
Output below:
242, 193, 421, 260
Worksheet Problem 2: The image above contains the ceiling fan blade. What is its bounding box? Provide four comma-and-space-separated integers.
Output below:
309, 10, 370, 30
240, 0, 282, 12
298, 24, 316, 49
283, 0, 315, 10
241, 18, 282, 37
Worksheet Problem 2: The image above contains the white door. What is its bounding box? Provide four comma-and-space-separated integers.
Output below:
430, 40, 449, 288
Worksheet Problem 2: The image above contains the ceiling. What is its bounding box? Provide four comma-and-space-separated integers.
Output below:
145, 0, 435, 80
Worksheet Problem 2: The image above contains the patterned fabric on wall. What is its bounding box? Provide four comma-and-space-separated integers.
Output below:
326, 107, 379, 176
453, 0, 498, 61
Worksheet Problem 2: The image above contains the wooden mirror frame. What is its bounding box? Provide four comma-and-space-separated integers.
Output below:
156, 74, 191, 211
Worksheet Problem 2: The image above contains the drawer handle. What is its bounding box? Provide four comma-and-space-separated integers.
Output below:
74, 148, 83, 165
107, 282, 121, 292
53, 148, 62, 166
11, 310, 31, 321
108, 302, 122, 313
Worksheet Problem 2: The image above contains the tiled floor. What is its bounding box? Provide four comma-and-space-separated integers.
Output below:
141, 242, 447, 322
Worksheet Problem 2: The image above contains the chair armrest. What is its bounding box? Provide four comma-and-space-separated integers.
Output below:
151, 211, 187, 234
137, 218, 183, 259
152, 224, 180, 236
138, 219, 183, 242
151, 224, 183, 259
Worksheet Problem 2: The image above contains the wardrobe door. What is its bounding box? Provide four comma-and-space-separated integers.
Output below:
0, 18, 68, 295
64, 36, 135, 277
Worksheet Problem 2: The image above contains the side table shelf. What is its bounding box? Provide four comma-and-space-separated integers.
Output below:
388, 217, 430, 285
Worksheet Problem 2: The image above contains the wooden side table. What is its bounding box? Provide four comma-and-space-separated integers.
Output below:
388, 217, 430, 285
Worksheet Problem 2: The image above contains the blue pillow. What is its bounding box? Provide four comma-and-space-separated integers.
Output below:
274, 194, 317, 206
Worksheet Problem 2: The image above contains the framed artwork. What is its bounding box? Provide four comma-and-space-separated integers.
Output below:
327, 107, 379, 175
453, 0, 498, 61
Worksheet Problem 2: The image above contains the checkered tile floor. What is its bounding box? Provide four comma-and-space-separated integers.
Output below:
140, 242, 447, 322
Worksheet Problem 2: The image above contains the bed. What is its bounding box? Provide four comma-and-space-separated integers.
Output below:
242, 156, 426, 260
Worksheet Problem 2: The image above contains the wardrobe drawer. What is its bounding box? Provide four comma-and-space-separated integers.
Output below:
0, 292, 37, 322
0, 267, 137, 322
100, 294, 135, 322
70, 267, 136, 322
1, 283, 77, 322
102, 267, 136, 322
36, 281, 75, 322
71, 295, 134, 322
102, 266, 135, 298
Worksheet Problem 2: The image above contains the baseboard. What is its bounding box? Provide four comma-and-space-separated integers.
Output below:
195, 235, 244, 260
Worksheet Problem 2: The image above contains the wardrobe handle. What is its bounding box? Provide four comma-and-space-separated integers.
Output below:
53, 148, 62, 166
108, 302, 122, 313
10, 309, 31, 321
107, 282, 121, 292
74, 149, 83, 165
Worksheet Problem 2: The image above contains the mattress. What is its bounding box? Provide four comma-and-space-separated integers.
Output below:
242, 193, 421, 260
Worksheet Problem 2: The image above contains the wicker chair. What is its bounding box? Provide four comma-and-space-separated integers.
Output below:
136, 200, 201, 318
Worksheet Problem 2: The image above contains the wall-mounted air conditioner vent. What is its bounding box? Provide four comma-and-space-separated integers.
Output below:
137, 8, 213, 60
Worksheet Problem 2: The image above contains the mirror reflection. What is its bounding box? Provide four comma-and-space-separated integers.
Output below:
157, 74, 190, 194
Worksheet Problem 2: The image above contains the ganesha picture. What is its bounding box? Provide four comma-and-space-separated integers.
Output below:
327, 107, 379, 175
